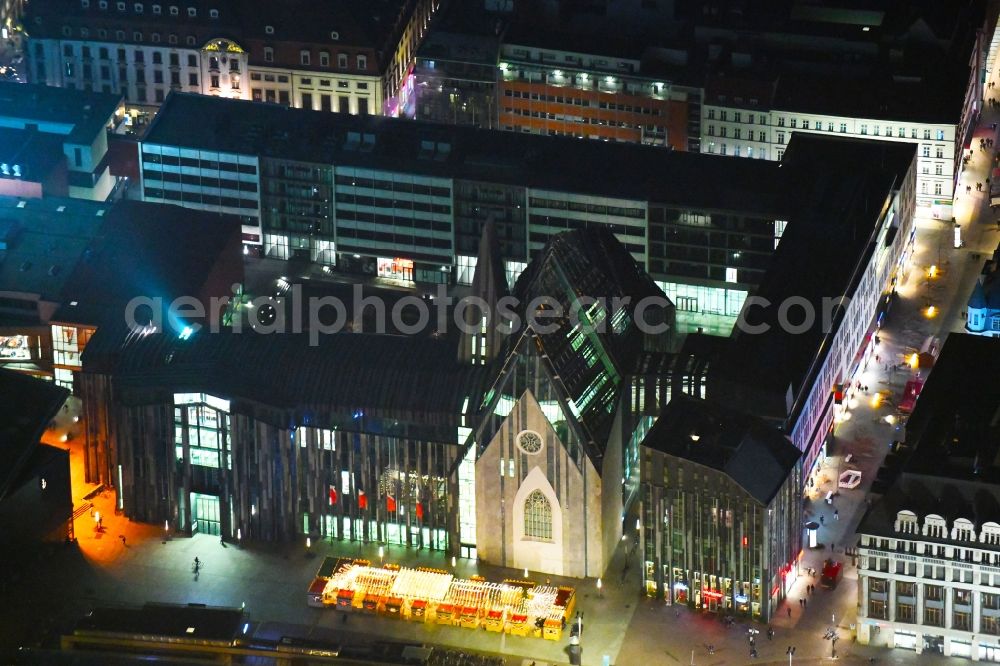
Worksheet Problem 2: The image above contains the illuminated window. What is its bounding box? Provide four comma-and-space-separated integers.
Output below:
174, 393, 231, 468
524, 490, 552, 540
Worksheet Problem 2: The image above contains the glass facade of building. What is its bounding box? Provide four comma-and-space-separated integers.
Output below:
173, 392, 231, 469
640, 449, 802, 621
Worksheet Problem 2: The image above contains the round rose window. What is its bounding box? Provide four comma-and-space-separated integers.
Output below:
516, 430, 543, 454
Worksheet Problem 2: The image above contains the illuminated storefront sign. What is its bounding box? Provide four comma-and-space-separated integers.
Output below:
377, 257, 414, 280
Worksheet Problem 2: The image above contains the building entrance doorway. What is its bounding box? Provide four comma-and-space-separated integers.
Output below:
191, 493, 221, 536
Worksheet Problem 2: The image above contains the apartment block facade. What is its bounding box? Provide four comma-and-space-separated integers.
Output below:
24, 0, 439, 121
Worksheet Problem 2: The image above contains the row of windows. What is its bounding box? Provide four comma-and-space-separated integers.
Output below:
707, 108, 948, 141
702, 142, 769, 159
67, 61, 199, 87
79, 0, 213, 18
288, 50, 366, 70
527, 229, 645, 255
58, 44, 198, 68
251, 72, 289, 84
527, 197, 644, 219
335, 208, 451, 232
336, 224, 452, 250
707, 126, 768, 141
143, 170, 258, 191
502, 89, 664, 115
142, 153, 257, 173
251, 88, 290, 105
502, 107, 662, 132
335, 178, 450, 198
145, 187, 258, 210
334, 193, 451, 214
60, 26, 203, 46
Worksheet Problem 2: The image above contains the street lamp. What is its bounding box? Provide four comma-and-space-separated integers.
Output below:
597, 578, 603, 598
786, 646, 795, 665
378, 546, 384, 564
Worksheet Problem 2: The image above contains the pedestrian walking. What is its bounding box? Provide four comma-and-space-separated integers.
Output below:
119, 534, 126, 546
98, 516, 103, 530
835, 509, 840, 520
820, 515, 825, 525
787, 607, 792, 618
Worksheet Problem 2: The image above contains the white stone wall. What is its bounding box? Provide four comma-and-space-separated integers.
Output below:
474, 388, 605, 579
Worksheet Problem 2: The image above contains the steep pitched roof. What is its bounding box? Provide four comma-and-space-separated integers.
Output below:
0, 369, 69, 500
641, 393, 802, 505
506, 228, 670, 457
969, 280, 988, 309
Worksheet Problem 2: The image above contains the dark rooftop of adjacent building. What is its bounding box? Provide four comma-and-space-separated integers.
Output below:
771, 69, 969, 125
54, 200, 243, 327
641, 393, 801, 504
145, 93, 785, 215
0, 128, 65, 183
233, 0, 414, 53
0, 82, 121, 144
81, 321, 488, 426
897, 333, 1000, 482
0, 368, 68, 500
74, 603, 244, 644
711, 134, 917, 423
417, 30, 500, 66
0, 196, 109, 310
858, 333, 1000, 541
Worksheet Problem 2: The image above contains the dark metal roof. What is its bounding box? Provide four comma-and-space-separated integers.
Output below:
54, 200, 243, 327
710, 134, 917, 423
509, 227, 670, 455
81, 321, 488, 421
0, 369, 68, 500
899, 333, 1000, 482
0, 82, 121, 144
74, 603, 244, 644
641, 393, 802, 505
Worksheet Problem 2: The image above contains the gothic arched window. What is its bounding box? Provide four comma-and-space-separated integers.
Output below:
524, 490, 552, 541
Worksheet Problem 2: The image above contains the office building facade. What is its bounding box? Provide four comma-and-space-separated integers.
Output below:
638, 394, 802, 622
